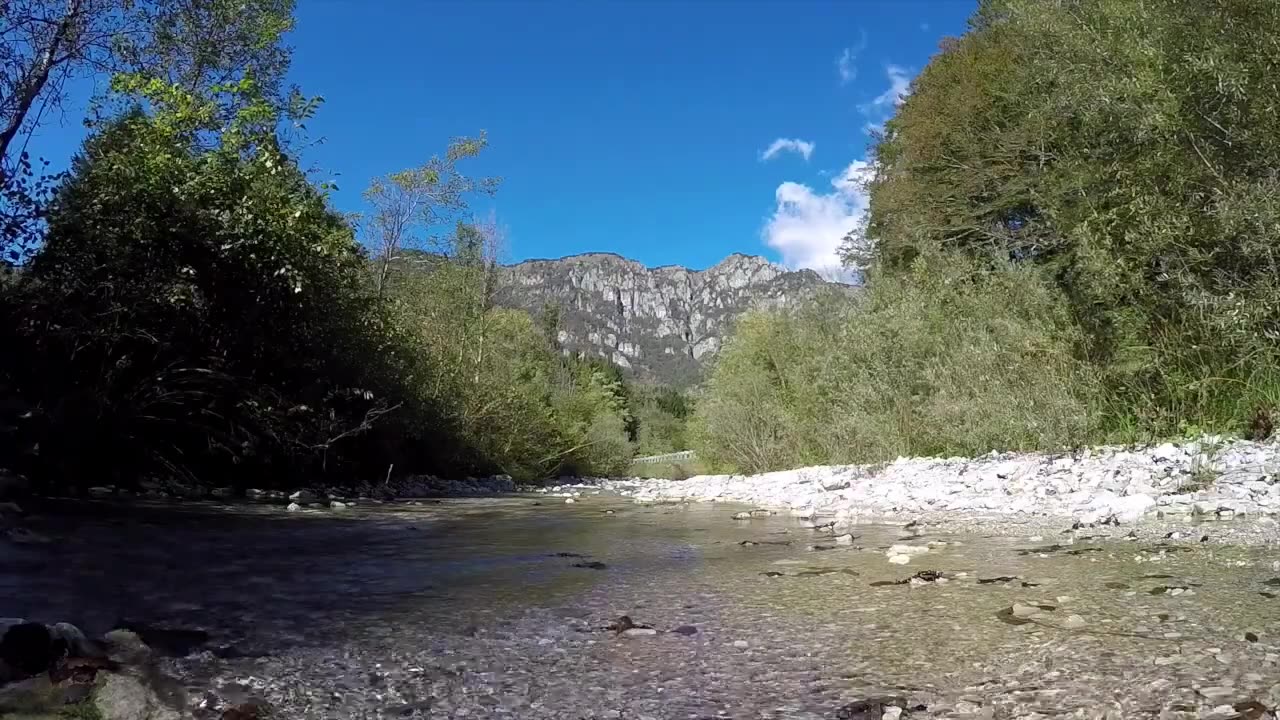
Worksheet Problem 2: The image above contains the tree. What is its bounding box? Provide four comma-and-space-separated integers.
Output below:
1, 0, 299, 271
363, 136, 500, 297
5, 77, 411, 488
0, 0, 296, 177
853, 0, 1280, 438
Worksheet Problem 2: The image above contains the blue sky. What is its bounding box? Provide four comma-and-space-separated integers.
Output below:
27, 0, 977, 271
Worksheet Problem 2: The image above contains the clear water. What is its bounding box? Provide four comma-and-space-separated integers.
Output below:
5, 497, 1280, 718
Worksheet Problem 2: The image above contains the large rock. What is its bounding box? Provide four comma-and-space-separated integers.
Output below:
93, 673, 181, 720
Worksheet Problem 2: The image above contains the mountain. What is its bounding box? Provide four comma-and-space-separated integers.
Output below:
497, 252, 842, 386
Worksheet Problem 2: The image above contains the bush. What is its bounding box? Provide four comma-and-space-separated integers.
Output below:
694, 256, 1096, 472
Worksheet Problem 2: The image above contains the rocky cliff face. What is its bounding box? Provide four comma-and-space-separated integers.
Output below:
497, 252, 839, 386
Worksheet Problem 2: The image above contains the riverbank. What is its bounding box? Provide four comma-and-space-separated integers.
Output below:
598, 436, 1280, 544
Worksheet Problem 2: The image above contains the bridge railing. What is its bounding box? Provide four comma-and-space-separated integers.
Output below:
631, 450, 696, 465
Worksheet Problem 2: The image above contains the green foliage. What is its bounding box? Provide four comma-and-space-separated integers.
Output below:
4, 92, 409, 486
631, 385, 692, 456
857, 0, 1280, 441
694, 261, 1095, 473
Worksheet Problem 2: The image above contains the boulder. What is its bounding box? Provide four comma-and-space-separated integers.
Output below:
102, 629, 150, 665
287, 489, 316, 503
93, 672, 182, 720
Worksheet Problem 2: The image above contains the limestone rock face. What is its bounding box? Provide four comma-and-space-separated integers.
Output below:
498, 252, 842, 385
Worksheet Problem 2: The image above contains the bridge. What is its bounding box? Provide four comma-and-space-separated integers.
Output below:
631, 450, 696, 465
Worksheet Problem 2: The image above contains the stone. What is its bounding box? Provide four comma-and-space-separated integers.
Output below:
1201, 705, 1240, 720
0, 501, 21, 515
954, 700, 983, 715
49, 622, 96, 658
731, 511, 752, 520
5, 527, 52, 545
834, 697, 911, 720
834, 533, 856, 545
0, 470, 28, 499
621, 627, 657, 636
670, 625, 699, 635
564, 498, 576, 504
329, 500, 347, 509
732, 640, 749, 648
87, 486, 113, 498
1011, 603, 1043, 619
888, 554, 912, 565
0, 674, 66, 715
285, 502, 301, 512
888, 544, 930, 556
1064, 614, 1087, 629
288, 489, 316, 503
94, 672, 182, 720
790, 507, 817, 518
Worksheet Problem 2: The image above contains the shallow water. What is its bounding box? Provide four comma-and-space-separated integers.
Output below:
6, 496, 1280, 718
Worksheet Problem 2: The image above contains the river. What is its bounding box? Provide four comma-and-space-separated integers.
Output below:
5, 495, 1280, 719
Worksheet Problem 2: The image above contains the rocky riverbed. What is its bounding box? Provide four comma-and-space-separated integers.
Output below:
603, 437, 1280, 538
4, 494, 1280, 719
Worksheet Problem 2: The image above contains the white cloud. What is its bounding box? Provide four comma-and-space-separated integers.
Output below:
858, 64, 913, 134
836, 30, 868, 85
760, 137, 816, 162
762, 160, 873, 273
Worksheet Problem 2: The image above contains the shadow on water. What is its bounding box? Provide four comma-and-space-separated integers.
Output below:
0, 496, 722, 652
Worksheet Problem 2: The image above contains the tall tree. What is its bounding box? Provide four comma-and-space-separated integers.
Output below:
363, 135, 500, 296
1, 0, 297, 267
0, 0, 295, 176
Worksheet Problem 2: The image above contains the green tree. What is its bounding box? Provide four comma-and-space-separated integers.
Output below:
6, 80, 407, 487
363, 137, 500, 297
853, 0, 1280, 439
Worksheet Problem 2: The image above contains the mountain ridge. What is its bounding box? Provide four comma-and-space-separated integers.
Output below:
497, 252, 843, 386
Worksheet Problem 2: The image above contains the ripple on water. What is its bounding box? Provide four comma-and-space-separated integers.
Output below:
5, 498, 1280, 718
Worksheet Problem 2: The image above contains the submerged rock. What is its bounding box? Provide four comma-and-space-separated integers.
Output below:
835, 697, 920, 720
113, 622, 208, 657
888, 544, 930, 556
102, 629, 151, 664
4, 527, 52, 545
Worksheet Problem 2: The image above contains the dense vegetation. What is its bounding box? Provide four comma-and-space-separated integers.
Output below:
0, 0, 690, 492
696, 0, 1280, 473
